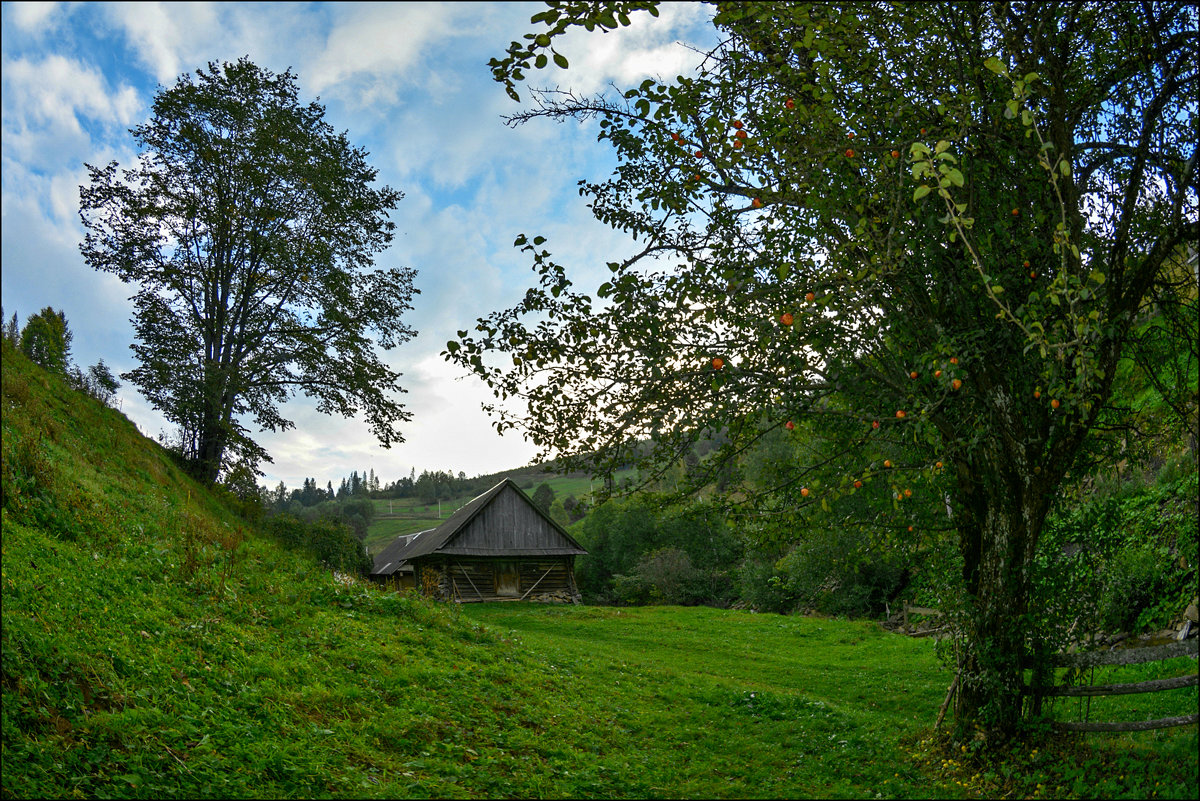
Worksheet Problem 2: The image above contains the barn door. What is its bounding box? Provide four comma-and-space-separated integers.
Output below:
495, 561, 520, 597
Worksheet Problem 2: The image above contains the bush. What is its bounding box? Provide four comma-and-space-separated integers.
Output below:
773, 529, 909, 618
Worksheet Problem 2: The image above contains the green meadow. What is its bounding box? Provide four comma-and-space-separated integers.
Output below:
2, 340, 1196, 799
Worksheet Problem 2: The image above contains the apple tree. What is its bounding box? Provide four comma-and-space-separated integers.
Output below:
450, 1, 1198, 737
80, 58, 416, 484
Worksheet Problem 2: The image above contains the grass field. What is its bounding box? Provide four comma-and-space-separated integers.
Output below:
3, 339, 1196, 799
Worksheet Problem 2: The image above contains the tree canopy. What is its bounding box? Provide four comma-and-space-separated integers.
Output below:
80, 57, 417, 483
452, 1, 1198, 737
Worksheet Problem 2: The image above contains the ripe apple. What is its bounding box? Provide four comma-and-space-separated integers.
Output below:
736, 130, 748, 140
780, 312, 794, 325
671, 133, 681, 142
935, 461, 943, 469
896, 410, 907, 418
845, 148, 856, 158
805, 291, 815, 302
854, 480, 863, 488
785, 420, 795, 430
712, 357, 724, 370
952, 379, 962, 390
1012, 208, 1019, 216
908, 525, 914, 532
872, 420, 880, 429
1051, 398, 1060, 409
949, 357, 958, 365
847, 132, 855, 139
752, 197, 763, 208
910, 371, 918, 379
733, 140, 743, 149
1023, 260, 1030, 268
785, 98, 795, 109
934, 370, 943, 378
695, 149, 704, 158
891, 150, 900, 159
1034, 390, 1041, 399
920, 127, 927, 134
801, 487, 810, 497
904, 488, 912, 497
884, 460, 892, 468
732, 120, 743, 129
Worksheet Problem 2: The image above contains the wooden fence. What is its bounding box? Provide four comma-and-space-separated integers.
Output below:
1029, 638, 1199, 732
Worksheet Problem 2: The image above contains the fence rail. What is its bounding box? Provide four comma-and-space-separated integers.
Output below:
1035, 637, 1198, 733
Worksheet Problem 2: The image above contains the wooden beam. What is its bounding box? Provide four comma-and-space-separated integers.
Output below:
1054, 714, 1199, 733
1029, 673, 1198, 697
1053, 639, 1198, 669
520, 564, 558, 601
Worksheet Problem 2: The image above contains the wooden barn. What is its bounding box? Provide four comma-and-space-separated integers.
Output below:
369, 478, 587, 603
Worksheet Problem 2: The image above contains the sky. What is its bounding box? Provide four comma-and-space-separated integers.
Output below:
1, 1, 720, 492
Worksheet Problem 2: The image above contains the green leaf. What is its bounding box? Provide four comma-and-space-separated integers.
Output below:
553, 52, 569, 69
913, 185, 931, 200
983, 56, 1006, 75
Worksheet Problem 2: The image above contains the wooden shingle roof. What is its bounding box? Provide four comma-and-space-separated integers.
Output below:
369, 478, 586, 576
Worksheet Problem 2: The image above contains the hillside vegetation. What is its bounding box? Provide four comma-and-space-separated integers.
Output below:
2, 341, 1196, 799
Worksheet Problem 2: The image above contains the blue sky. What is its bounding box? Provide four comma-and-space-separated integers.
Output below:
1, 1, 718, 491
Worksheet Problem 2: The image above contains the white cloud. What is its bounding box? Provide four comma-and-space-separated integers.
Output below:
0, 54, 141, 167
8, 1, 65, 33
99, 2, 219, 83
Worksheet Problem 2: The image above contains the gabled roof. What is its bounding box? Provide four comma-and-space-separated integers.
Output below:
370, 478, 586, 576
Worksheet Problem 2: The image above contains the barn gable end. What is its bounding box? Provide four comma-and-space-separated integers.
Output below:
369, 478, 586, 603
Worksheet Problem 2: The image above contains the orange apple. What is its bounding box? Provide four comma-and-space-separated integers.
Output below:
934, 369, 943, 378
712, 357, 724, 370
935, 461, 943, 469
732, 120, 743, 129
884, 460, 892, 468
695, 149, 704, 158
920, 127, 927, 134
805, 291, 815, 302
780, 312, 794, 325
872, 420, 880, 429
733, 140, 743, 149
949, 357, 958, 365
1012, 208, 1019, 216
908, 525, 914, 532
785, 98, 795, 109
1051, 398, 1060, 409
891, 150, 900, 158
910, 371, 918, 379
896, 410, 907, 418
785, 420, 795, 430
752, 197, 763, 208
736, 130, 748, 140
1034, 390, 1041, 399
845, 148, 856, 158
904, 488, 912, 498
853, 480, 863, 489
952, 379, 962, 390
800, 487, 810, 497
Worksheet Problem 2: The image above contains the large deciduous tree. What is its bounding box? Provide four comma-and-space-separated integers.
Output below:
80, 58, 416, 484
451, 2, 1198, 737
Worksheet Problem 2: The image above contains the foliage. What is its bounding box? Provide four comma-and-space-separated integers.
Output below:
575, 494, 740, 605
79, 57, 416, 484
531, 480, 556, 512
18, 306, 73, 375
454, 0, 1198, 737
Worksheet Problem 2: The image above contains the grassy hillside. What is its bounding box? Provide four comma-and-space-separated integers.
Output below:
2, 341, 1196, 799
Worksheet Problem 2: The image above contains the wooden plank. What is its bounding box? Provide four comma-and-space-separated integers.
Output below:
1030, 673, 1198, 697
1053, 638, 1198, 669
1054, 714, 1199, 733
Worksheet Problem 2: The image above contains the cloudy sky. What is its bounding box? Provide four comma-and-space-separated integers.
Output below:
1, 1, 719, 491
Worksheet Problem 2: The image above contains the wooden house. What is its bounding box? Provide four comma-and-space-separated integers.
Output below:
369, 478, 586, 603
